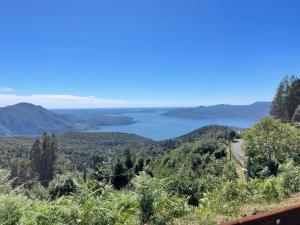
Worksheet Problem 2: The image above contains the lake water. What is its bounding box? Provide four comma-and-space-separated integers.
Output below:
95, 110, 258, 141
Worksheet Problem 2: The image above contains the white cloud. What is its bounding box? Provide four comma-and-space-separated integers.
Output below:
0, 94, 127, 109
0, 87, 15, 93
0, 93, 247, 109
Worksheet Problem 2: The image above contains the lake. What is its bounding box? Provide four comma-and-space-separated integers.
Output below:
94, 110, 258, 141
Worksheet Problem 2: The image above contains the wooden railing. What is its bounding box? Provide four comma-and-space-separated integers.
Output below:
222, 204, 300, 225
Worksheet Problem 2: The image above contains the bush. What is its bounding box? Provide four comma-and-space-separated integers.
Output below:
257, 177, 283, 202
278, 161, 300, 196
167, 179, 199, 206
133, 173, 189, 224
48, 174, 77, 199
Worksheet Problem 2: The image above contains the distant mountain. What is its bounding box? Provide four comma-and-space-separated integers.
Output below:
163, 102, 271, 120
0, 103, 75, 136
53, 109, 137, 130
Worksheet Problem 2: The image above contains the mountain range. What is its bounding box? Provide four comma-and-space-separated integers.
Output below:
163, 102, 271, 120
0, 102, 271, 136
0, 103, 136, 136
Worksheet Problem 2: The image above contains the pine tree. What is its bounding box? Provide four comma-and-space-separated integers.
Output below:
112, 161, 129, 190
270, 75, 290, 122
124, 148, 134, 169
134, 158, 144, 174
287, 78, 300, 120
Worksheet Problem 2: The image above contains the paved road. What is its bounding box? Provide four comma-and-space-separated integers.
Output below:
231, 139, 245, 167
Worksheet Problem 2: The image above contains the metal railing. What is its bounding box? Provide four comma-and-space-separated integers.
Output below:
222, 204, 300, 225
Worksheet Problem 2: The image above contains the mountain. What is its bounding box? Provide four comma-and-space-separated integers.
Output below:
0, 103, 75, 136
53, 109, 137, 130
163, 102, 271, 120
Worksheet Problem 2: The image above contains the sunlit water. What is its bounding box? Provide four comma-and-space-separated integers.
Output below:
93, 110, 257, 141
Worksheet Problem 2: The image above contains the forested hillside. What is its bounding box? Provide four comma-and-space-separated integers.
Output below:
0, 131, 156, 173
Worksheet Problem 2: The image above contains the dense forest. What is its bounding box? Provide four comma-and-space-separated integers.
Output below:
1, 75, 300, 224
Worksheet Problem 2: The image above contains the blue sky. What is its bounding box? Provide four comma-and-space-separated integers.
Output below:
0, 0, 300, 108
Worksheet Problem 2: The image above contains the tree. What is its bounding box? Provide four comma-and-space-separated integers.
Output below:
124, 147, 134, 169
271, 75, 300, 122
134, 158, 144, 174
243, 117, 300, 178
30, 133, 58, 186
10, 158, 33, 187
30, 139, 42, 178
270, 75, 290, 122
112, 161, 129, 190
288, 78, 300, 120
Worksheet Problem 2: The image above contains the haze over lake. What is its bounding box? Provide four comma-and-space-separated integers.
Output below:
94, 110, 257, 140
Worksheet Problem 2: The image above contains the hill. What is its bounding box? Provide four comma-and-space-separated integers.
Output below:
0, 131, 156, 169
0, 125, 229, 170
160, 125, 235, 151
0, 103, 75, 136
163, 102, 271, 120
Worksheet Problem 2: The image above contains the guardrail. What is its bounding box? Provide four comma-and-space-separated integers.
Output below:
222, 204, 300, 225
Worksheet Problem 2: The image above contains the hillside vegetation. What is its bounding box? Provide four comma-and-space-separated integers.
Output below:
2, 120, 300, 224
2, 76, 300, 224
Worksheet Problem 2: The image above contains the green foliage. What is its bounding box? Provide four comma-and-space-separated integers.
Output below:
124, 147, 134, 169
0, 194, 26, 225
134, 158, 144, 175
2, 124, 300, 224
149, 134, 237, 181
271, 75, 300, 122
243, 117, 300, 178
49, 174, 77, 199
133, 173, 189, 225
278, 160, 300, 196
140, 190, 155, 223
112, 161, 130, 190
30, 133, 58, 186
0, 169, 13, 194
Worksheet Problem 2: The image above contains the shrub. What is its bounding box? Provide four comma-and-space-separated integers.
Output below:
278, 161, 300, 196
48, 174, 77, 199
257, 177, 282, 202
0, 169, 13, 194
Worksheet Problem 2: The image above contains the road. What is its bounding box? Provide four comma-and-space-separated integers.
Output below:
231, 139, 245, 167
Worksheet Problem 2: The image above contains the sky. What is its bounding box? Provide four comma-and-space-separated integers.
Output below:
0, 0, 300, 108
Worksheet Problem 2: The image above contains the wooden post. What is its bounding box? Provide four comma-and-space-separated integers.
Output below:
83, 163, 87, 183
246, 157, 251, 183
